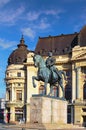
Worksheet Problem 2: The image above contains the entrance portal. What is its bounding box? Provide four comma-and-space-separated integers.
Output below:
83, 116, 86, 127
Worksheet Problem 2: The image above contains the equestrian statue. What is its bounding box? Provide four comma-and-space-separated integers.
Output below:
32, 52, 66, 98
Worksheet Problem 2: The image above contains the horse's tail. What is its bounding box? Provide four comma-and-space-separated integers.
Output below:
60, 70, 67, 80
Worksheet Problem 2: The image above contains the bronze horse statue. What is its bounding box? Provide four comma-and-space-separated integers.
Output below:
32, 54, 66, 98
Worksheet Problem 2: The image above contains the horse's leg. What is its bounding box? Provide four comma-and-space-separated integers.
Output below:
61, 70, 67, 80
32, 76, 39, 88
48, 84, 53, 96
43, 80, 48, 95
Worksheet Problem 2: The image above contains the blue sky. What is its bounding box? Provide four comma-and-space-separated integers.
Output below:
0, 0, 86, 98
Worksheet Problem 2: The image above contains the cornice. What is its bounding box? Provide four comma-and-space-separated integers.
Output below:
71, 57, 86, 62
6, 101, 24, 107
71, 51, 86, 62
24, 62, 34, 66
56, 59, 71, 65
5, 77, 25, 81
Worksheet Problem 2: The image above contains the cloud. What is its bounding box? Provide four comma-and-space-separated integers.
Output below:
21, 18, 51, 40
43, 9, 62, 15
0, 5, 25, 25
22, 9, 64, 39
0, 38, 17, 49
26, 9, 63, 21
38, 21, 50, 29
27, 11, 41, 21
34, 19, 50, 30
0, 0, 10, 7
21, 28, 36, 39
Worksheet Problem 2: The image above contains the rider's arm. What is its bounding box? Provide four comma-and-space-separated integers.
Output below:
46, 58, 51, 67
50, 58, 56, 66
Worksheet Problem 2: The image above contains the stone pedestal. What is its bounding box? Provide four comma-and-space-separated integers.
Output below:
30, 96, 67, 124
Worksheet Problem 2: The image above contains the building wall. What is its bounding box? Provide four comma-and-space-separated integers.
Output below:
5, 64, 25, 122
71, 45, 86, 126
5, 45, 86, 126
0, 98, 6, 123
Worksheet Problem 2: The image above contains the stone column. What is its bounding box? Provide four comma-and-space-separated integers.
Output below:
6, 89, 9, 101
11, 83, 14, 101
76, 67, 81, 99
72, 64, 76, 102
10, 107, 15, 122
9, 88, 12, 101
26, 67, 29, 103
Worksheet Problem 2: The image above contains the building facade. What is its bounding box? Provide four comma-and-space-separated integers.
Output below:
5, 26, 86, 126
0, 98, 6, 123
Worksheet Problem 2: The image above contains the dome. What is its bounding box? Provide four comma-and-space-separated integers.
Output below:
8, 36, 29, 65
79, 25, 86, 47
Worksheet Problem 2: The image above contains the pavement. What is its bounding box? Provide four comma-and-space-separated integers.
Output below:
0, 123, 86, 130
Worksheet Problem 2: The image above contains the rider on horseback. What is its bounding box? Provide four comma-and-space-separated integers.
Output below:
46, 52, 62, 80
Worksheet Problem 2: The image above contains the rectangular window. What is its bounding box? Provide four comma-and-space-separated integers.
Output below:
17, 72, 21, 77
15, 108, 23, 121
82, 67, 86, 74
8, 90, 11, 101
16, 90, 22, 101
18, 83, 21, 86
83, 108, 86, 112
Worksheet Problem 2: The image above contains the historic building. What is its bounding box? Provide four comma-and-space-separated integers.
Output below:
5, 26, 86, 126
0, 98, 6, 123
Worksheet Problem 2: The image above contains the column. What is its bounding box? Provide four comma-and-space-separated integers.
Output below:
76, 67, 81, 99
11, 83, 13, 101
26, 66, 31, 122
6, 89, 9, 101
72, 64, 76, 102
10, 107, 15, 122
26, 66, 29, 103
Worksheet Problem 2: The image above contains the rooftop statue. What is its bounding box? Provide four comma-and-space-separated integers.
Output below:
32, 52, 66, 98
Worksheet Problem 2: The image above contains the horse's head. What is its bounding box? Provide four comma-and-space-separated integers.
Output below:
33, 54, 42, 67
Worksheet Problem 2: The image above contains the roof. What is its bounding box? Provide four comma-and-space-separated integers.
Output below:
35, 25, 86, 56
8, 36, 29, 65
35, 33, 78, 56
79, 26, 86, 47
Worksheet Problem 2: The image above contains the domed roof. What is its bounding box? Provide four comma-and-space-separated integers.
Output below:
8, 36, 29, 65
79, 25, 86, 47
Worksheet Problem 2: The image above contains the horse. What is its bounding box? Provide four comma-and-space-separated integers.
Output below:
32, 54, 66, 98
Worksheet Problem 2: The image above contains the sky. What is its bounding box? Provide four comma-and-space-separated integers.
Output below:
0, 0, 86, 98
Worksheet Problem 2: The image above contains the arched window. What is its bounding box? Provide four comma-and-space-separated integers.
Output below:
65, 84, 72, 102
83, 82, 86, 100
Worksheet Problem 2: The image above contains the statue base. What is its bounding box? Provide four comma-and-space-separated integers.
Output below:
30, 95, 68, 124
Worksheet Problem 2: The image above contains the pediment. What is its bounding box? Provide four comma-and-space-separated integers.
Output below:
72, 51, 86, 61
